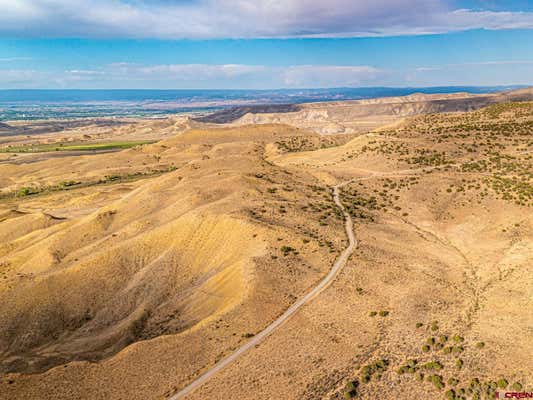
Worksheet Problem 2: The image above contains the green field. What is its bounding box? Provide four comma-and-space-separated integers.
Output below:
0, 140, 155, 153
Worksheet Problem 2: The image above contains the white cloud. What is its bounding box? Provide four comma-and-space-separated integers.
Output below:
407, 60, 533, 86
0, 0, 532, 39
136, 64, 268, 79
415, 60, 533, 71
282, 65, 381, 87
0, 63, 385, 89
3, 60, 532, 89
0, 57, 32, 62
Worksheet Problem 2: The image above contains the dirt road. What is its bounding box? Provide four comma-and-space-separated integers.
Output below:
169, 182, 357, 399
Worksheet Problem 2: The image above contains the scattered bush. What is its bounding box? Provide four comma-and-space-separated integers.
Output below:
17, 186, 39, 196
452, 335, 464, 343
448, 377, 459, 386
359, 359, 389, 384
445, 389, 456, 400
421, 361, 443, 371
59, 180, 81, 188
343, 380, 358, 399
280, 246, 297, 256
497, 379, 508, 389
427, 374, 444, 390
452, 346, 464, 354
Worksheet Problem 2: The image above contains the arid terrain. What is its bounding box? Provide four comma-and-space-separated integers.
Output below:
0, 90, 531, 400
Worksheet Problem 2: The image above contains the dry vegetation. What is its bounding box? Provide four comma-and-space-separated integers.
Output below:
0, 94, 531, 400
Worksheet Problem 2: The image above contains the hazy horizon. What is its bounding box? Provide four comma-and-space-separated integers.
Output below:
0, 84, 528, 92
0, 85, 523, 120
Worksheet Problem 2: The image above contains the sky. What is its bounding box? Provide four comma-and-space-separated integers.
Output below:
0, 0, 533, 89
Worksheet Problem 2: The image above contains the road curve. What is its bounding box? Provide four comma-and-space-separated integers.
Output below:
169, 182, 357, 400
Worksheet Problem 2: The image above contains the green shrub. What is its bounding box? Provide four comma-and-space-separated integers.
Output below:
512, 382, 523, 391
378, 310, 389, 317
59, 180, 81, 188
416, 322, 423, 328
452, 346, 464, 354
448, 377, 459, 386
361, 360, 388, 382
17, 186, 38, 196
375, 359, 389, 370
445, 389, 456, 400
427, 374, 444, 390
422, 361, 443, 371
469, 378, 480, 388
422, 345, 431, 352
369, 311, 377, 317
104, 174, 121, 181
455, 359, 463, 369
280, 246, 296, 256
343, 391, 354, 400
475, 342, 485, 349
344, 380, 358, 399
497, 379, 508, 389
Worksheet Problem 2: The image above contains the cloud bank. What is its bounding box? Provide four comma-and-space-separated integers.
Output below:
0, 63, 384, 89
3, 60, 533, 89
0, 0, 533, 39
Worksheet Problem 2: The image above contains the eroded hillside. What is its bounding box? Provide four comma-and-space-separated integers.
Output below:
0, 124, 352, 399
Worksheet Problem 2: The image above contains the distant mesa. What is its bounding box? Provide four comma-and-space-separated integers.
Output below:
194, 104, 300, 124
194, 87, 533, 128
0, 122, 12, 130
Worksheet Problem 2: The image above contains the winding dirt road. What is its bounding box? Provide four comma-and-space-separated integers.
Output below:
169, 182, 357, 399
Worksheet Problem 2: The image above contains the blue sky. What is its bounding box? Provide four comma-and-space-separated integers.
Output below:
0, 0, 532, 89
